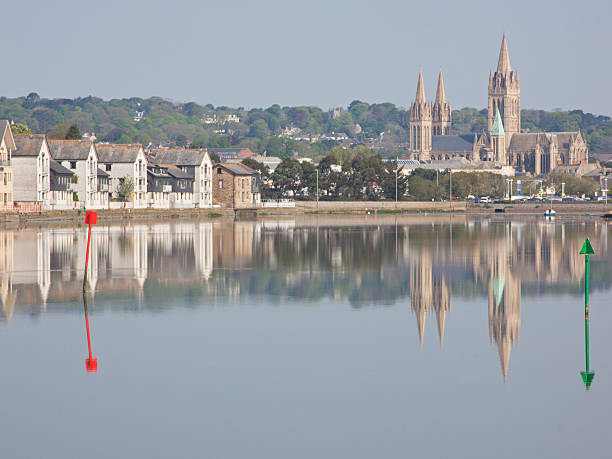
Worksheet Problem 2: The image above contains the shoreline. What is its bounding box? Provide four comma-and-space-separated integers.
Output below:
1, 201, 610, 228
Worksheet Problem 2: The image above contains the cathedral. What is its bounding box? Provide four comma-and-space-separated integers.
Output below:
409, 35, 588, 175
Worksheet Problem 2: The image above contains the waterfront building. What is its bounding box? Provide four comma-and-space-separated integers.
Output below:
146, 163, 195, 208
213, 163, 261, 209
208, 147, 255, 163
0, 120, 15, 210
147, 148, 212, 208
49, 160, 76, 210
409, 35, 588, 175
96, 143, 148, 208
12, 135, 51, 208
47, 139, 108, 209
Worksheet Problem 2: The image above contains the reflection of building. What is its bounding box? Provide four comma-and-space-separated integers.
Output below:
410, 252, 451, 346
0, 230, 15, 321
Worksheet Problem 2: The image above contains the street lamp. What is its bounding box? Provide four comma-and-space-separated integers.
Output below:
316, 168, 319, 209
395, 156, 398, 207
561, 182, 566, 198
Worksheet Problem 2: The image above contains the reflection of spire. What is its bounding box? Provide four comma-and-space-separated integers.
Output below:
434, 277, 451, 345
488, 273, 521, 381
410, 253, 451, 347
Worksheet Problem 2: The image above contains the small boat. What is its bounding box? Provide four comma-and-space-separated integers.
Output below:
544, 208, 556, 217
601, 212, 612, 220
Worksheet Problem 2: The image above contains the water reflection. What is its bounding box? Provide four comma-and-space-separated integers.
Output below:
1, 216, 610, 381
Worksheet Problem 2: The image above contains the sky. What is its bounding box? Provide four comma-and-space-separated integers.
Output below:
3, 0, 611, 115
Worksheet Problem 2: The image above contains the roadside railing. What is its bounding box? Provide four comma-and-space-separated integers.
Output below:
261, 199, 296, 208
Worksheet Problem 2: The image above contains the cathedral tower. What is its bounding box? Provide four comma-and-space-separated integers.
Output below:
410, 70, 433, 160
432, 70, 451, 136
488, 34, 520, 139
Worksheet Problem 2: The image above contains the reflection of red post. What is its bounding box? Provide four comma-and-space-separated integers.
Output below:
83, 291, 98, 373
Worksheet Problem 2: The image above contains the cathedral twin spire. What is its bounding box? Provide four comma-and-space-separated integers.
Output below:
409, 69, 451, 156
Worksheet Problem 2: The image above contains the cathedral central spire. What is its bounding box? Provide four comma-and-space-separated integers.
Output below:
497, 34, 512, 74
415, 69, 426, 103
435, 69, 446, 103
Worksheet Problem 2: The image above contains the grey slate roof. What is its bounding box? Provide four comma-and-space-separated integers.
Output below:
164, 165, 193, 179
431, 135, 474, 152
97, 143, 143, 163
13, 134, 46, 157
508, 133, 544, 151
554, 132, 577, 151
49, 159, 73, 175
97, 168, 110, 177
48, 139, 94, 160
217, 163, 258, 176
148, 148, 208, 166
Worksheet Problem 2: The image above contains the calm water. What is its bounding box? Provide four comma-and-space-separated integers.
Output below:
1, 215, 611, 458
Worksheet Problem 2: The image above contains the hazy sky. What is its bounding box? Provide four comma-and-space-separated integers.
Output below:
4, 0, 611, 115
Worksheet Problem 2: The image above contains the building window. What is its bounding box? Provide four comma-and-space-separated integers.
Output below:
70, 161, 77, 169
106, 164, 112, 171
217, 167, 222, 174
219, 179, 223, 189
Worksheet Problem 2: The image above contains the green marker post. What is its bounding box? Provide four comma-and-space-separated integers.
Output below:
580, 238, 595, 390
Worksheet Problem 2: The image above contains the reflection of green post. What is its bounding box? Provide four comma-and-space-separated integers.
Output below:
580, 238, 595, 390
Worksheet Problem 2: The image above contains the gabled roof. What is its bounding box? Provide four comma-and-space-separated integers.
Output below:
96, 143, 144, 163
97, 168, 109, 177
148, 148, 209, 166
431, 135, 474, 152
0, 120, 16, 150
508, 133, 549, 151
49, 159, 74, 175
164, 165, 193, 179
48, 139, 95, 160
216, 163, 259, 176
13, 134, 47, 157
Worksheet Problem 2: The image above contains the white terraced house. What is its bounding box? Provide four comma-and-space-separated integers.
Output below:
96, 143, 148, 208
49, 160, 76, 210
12, 135, 51, 209
147, 148, 213, 208
0, 120, 15, 210
47, 139, 107, 209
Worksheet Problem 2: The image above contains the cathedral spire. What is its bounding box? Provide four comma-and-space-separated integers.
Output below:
491, 108, 505, 136
415, 69, 426, 103
497, 34, 512, 74
435, 69, 446, 103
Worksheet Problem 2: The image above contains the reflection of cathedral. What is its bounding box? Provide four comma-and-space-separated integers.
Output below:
1, 218, 610, 383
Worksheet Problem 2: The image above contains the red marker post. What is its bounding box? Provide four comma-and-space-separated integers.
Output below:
83, 211, 97, 292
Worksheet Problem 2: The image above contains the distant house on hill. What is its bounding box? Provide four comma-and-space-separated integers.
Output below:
213, 163, 261, 209
250, 154, 282, 172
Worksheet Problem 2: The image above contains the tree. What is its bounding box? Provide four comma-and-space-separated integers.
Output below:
249, 119, 270, 139
65, 124, 82, 139
47, 124, 70, 139
210, 152, 220, 163
10, 123, 33, 135
117, 177, 134, 201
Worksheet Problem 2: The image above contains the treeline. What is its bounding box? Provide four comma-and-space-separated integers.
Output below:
2, 93, 611, 156
245, 146, 512, 201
